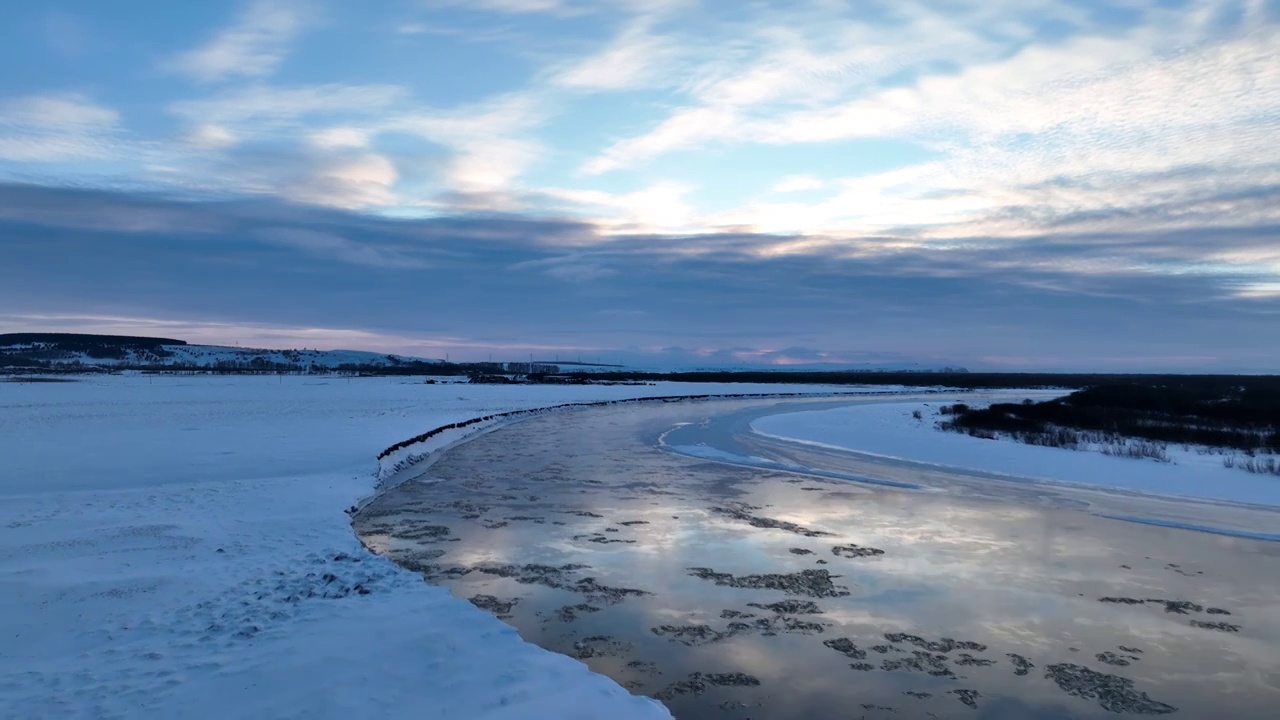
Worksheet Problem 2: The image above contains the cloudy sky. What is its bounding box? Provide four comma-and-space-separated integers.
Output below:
1, 0, 1277, 370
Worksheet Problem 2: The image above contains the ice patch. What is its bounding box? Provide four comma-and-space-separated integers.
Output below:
661, 440, 922, 490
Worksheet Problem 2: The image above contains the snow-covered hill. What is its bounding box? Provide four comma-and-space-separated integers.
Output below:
131, 344, 439, 369
0, 334, 441, 371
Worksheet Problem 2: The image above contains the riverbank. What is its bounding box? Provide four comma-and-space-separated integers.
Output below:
749, 399, 1280, 508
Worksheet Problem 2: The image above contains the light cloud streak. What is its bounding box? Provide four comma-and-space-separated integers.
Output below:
168, 0, 305, 82
0, 94, 120, 162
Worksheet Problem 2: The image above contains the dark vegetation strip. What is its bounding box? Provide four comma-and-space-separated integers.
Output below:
941, 381, 1280, 455
569, 370, 1279, 391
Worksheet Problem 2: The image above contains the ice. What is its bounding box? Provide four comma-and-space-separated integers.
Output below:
661, 441, 922, 490
0, 375, 836, 718
750, 400, 1280, 508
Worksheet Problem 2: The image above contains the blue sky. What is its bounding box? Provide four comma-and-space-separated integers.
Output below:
1, 0, 1277, 370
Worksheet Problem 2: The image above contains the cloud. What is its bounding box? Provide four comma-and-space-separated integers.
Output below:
0, 94, 121, 162
580, 15, 1280, 239
421, 0, 684, 16
544, 181, 696, 232
390, 94, 545, 195
168, 84, 405, 132
426, 0, 568, 13
186, 124, 237, 148
171, 145, 402, 210
308, 127, 370, 149
168, 0, 304, 82
1234, 281, 1280, 299
580, 106, 741, 174
551, 19, 681, 91
165, 85, 542, 206
579, 1, 1278, 187
512, 254, 617, 281
0, 94, 117, 128
2, 183, 1277, 370
158, 85, 409, 208
772, 175, 824, 193
573, 1, 1027, 173
254, 226, 425, 268
755, 24, 1279, 151
284, 152, 400, 208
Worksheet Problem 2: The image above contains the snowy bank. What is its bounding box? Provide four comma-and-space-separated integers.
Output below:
750, 400, 1280, 508
0, 375, 844, 719
375, 389, 918, 487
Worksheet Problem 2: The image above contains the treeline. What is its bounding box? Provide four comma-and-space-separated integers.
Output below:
0, 352, 567, 377
0, 333, 183, 362
942, 380, 1280, 453
566, 370, 1280, 391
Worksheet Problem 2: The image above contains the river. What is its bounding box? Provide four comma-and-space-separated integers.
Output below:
354, 395, 1280, 719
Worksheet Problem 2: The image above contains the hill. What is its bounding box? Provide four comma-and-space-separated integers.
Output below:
0, 333, 440, 373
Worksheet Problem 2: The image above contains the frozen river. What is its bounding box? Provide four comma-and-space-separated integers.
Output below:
355, 395, 1280, 719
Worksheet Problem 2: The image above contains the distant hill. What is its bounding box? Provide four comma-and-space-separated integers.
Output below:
0, 332, 967, 376
0, 332, 187, 348
0, 333, 441, 372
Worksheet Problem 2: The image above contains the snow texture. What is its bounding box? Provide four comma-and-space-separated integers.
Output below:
750, 400, 1280, 508
0, 376, 837, 719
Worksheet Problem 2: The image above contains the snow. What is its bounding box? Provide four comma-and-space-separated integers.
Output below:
160, 344, 437, 367
0, 375, 841, 719
750, 400, 1280, 508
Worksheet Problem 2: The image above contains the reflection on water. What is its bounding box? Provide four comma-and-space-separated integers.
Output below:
354, 399, 1280, 719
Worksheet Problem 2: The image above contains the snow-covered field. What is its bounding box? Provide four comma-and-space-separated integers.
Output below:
0, 375, 842, 719
751, 400, 1280, 508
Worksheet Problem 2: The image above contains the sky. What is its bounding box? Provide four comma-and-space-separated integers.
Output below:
0, 0, 1277, 371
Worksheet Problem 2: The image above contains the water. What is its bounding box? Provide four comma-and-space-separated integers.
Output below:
355, 397, 1280, 719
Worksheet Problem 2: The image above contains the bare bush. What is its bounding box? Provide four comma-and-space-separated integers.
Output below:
1017, 427, 1083, 450
1100, 440, 1169, 462
1224, 454, 1280, 475
941, 419, 1174, 462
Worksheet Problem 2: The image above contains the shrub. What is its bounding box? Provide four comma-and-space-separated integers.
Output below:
1224, 454, 1280, 475
1100, 440, 1169, 462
